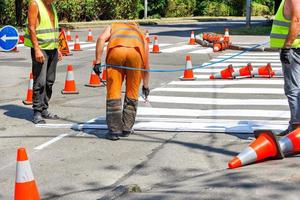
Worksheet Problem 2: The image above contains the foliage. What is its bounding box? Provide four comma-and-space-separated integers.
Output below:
251, 2, 272, 16
165, 0, 196, 17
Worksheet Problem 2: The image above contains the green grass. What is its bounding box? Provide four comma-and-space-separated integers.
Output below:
216, 25, 272, 36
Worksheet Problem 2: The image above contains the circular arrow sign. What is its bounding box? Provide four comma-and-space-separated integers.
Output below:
0, 25, 19, 51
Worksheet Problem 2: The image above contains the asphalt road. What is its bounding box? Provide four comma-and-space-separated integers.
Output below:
0, 20, 299, 200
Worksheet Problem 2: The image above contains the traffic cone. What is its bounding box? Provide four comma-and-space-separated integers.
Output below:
14, 148, 40, 200
66, 29, 72, 41
232, 63, 253, 78
278, 126, 300, 156
101, 66, 107, 82
85, 61, 102, 87
86, 29, 94, 42
179, 55, 195, 81
210, 65, 234, 79
224, 28, 230, 43
151, 36, 161, 53
213, 42, 222, 52
61, 64, 79, 94
188, 31, 196, 45
228, 130, 284, 169
273, 70, 283, 78
252, 63, 275, 78
22, 73, 33, 105
18, 35, 24, 44
73, 34, 81, 51
145, 30, 151, 43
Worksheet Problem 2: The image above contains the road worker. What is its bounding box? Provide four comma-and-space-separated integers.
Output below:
94, 22, 150, 141
25, 0, 62, 124
270, 0, 300, 136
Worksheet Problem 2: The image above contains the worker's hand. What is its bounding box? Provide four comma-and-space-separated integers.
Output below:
35, 48, 45, 63
142, 86, 150, 99
93, 63, 102, 77
280, 48, 291, 65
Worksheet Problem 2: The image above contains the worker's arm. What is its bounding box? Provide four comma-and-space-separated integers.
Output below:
142, 38, 150, 88
28, 0, 45, 63
95, 25, 111, 64
284, 0, 300, 48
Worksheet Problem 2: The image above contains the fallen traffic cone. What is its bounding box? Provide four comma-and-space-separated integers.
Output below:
179, 55, 195, 81
188, 31, 196, 45
85, 61, 102, 87
66, 29, 72, 41
73, 34, 81, 51
151, 36, 161, 53
224, 28, 230, 43
213, 42, 222, 52
210, 65, 234, 79
14, 148, 40, 200
279, 126, 300, 156
61, 64, 79, 94
22, 73, 33, 105
228, 130, 284, 169
145, 30, 151, 43
232, 63, 253, 78
86, 29, 94, 42
252, 63, 275, 78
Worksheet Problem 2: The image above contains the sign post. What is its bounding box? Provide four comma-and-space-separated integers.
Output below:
0, 25, 19, 51
246, 0, 252, 28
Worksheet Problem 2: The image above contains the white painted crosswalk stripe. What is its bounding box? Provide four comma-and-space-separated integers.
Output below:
211, 58, 280, 63
169, 79, 284, 86
161, 45, 198, 53
193, 67, 282, 73
200, 63, 282, 68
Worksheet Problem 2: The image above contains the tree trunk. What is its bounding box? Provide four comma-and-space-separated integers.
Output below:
15, 0, 23, 26
274, 0, 280, 14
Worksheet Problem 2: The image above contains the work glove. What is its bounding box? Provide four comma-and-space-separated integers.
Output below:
93, 63, 102, 77
142, 86, 150, 99
280, 48, 291, 65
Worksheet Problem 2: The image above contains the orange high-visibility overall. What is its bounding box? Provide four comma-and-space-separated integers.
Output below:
106, 23, 147, 134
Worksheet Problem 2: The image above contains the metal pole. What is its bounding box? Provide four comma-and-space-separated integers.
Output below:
144, 0, 148, 19
246, 0, 252, 27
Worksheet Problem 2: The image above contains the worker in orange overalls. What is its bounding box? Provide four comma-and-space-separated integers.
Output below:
93, 22, 150, 141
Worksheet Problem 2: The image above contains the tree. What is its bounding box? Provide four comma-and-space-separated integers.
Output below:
15, 0, 23, 26
274, 0, 280, 13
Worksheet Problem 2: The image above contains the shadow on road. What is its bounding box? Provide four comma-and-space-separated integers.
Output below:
0, 104, 32, 122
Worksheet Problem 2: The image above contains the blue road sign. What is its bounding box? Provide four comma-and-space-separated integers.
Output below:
0, 25, 19, 51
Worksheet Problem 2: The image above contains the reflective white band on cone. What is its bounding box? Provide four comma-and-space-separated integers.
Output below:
16, 160, 34, 183
66, 72, 75, 81
237, 146, 257, 166
279, 137, 293, 154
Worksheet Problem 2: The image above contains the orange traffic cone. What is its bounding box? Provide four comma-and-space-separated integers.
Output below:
210, 65, 234, 79
101, 66, 107, 82
86, 29, 94, 42
85, 61, 102, 87
228, 130, 284, 169
224, 28, 230, 43
232, 63, 253, 78
151, 36, 161, 53
252, 63, 275, 78
73, 34, 81, 51
279, 126, 300, 156
66, 29, 72, 41
213, 42, 222, 52
188, 31, 196, 45
61, 65, 79, 94
179, 55, 195, 81
22, 73, 33, 105
14, 148, 40, 200
145, 30, 151, 43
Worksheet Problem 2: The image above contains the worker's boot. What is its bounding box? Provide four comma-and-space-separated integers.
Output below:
106, 99, 122, 140
121, 96, 138, 137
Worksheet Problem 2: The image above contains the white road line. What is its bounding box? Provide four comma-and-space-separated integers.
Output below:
193, 67, 282, 73
211, 58, 280, 63
139, 96, 287, 106
153, 87, 284, 94
69, 43, 96, 49
149, 43, 172, 49
189, 48, 213, 54
201, 63, 282, 67
169, 79, 284, 85
34, 133, 71, 150
224, 53, 279, 56
217, 56, 279, 59
137, 107, 290, 118
161, 45, 197, 53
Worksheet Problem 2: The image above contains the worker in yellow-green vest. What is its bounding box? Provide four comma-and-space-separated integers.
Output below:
270, 0, 300, 136
25, 0, 62, 124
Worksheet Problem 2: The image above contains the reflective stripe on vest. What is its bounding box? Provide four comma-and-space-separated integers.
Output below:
107, 23, 147, 67
270, 0, 300, 48
24, 0, 59, 50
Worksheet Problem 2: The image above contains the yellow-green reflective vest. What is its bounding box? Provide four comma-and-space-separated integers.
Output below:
24, 0, 59, 49
270, 0, 300, 48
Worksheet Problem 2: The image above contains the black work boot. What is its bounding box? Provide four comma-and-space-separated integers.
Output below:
120, 130, 134, 137
105, 132, 120, 141
41, 110, 59, 119
33, 111, 46, 124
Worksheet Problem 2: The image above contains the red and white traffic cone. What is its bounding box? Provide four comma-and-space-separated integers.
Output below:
210, 65, 234, 79
145, 30, 151, 43
66, 29, 72, 41
179, 55, 195, 81
22, 73, 33, 105
224, 28, 230, 43
61, 65, 79, 94
85, 60, 102, 87
232, 63, 253, 78
86, 29, 94, 42
188, 31, 196, 45
73, 34, 81, 51
151, 36, 161, 53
